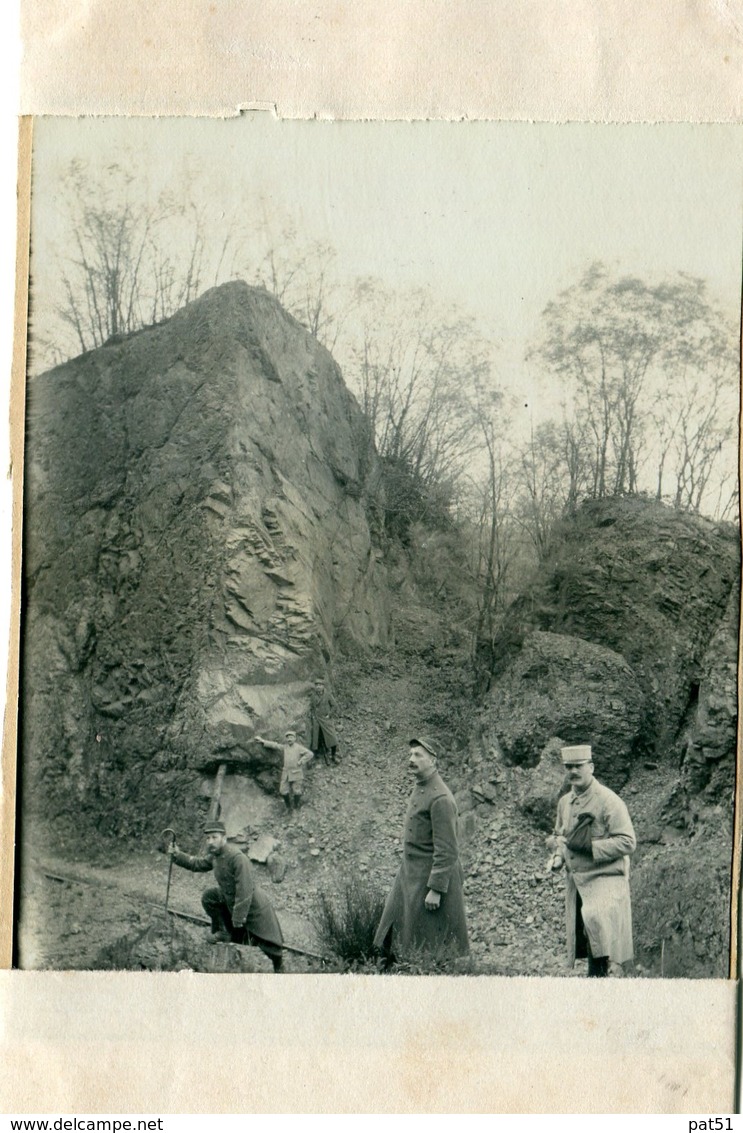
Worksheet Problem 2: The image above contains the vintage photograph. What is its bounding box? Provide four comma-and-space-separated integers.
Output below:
14, 116, 741, 980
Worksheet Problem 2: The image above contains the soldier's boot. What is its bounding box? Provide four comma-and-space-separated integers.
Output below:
207, 916, 231, 944
282, 794, 292, 812
208, 929, 232, 944
292, 794, 302, 810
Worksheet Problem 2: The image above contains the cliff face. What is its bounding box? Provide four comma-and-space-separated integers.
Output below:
22, 282, 391, 834
481, 496, 739, 796
475, 495, 738, 977
680, 584, 739, 805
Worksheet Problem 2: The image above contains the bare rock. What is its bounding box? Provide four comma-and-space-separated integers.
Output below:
247, 834, 280, 863
472, 783, 497, 804
484, 630, 646, 787
519, 736, 569, 831
22, 282, 393, 835
484, 498, 739, 782
266, 851, 287, 882
680, 585, 739, 803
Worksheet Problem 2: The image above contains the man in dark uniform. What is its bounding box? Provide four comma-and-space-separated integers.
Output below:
374, 736, 469, 966
310, 680, 340, 764
166, 820, 285, 971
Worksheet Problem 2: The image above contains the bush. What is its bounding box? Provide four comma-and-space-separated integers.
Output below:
632, 837, 731, 978
312, 872, 387, 968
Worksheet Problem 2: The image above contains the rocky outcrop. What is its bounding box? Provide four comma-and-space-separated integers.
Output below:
22, 282, 391, 835
483, 497, 739, 792
519, 736, 570, 832
632, 822, 733, 978
483, 630, 647, 787
679, 584, 739, 804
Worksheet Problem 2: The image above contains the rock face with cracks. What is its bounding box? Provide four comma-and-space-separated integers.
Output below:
23, 282, 391, 836
483, 496, 739, 796
485, 629, 646, 787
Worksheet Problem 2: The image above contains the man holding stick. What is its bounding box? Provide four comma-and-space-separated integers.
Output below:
165, 820, 285, 971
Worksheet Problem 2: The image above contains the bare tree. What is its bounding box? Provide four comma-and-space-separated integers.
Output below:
344, 280, 498, 539
241, 199, 351, 352
33, 161, 242, 372
466, 382, 515, 684
54, 162, 161, 352
531, 263, 738, 518
516, 418, 573, 559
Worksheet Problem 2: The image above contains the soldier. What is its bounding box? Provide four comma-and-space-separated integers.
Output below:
374, 736, 469, 966
546, 744, 637, 977
310, 680, 340, 764
166, 820, 285, 972
255, 729, 314, 811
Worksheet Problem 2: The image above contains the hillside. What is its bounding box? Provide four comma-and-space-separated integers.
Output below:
17, 284, 739, 979
22, 282, 390, 837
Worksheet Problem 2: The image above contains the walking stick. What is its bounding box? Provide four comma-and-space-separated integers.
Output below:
161, 828, 176, 914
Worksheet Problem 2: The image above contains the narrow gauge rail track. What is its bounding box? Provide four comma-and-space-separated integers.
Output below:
40, 865, 332, 962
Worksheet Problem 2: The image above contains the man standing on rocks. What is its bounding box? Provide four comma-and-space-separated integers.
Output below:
165, 820, 285, 971
255, 729, 314, 811
546, 744, 636, 977
374, 736, 469, 966
310, 680, 340, 764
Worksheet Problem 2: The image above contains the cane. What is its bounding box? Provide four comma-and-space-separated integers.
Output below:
161, 828, 176, 914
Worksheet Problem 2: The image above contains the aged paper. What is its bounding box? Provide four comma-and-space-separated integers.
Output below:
19, 0, 743, 121
3, 0, 743, 1117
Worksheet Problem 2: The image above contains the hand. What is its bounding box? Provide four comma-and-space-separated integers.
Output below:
545, 834, 566, 852
424, 889, 441, 911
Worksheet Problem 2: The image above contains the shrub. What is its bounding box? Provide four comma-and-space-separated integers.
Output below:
632, 838, 731, 978
311, 872, 387, 968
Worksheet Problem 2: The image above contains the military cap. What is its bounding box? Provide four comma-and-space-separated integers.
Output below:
409, 736, 439, 758
203, 820, 227, 834
560, 745, 592, 764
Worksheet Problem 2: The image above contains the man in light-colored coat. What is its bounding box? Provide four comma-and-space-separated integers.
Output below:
255, 730, 314, 810
166, 820, 285, 971
546, 744, 636, 977
374, 736, 469, 965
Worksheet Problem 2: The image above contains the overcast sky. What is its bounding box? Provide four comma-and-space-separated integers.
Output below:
31, 116, 743, 425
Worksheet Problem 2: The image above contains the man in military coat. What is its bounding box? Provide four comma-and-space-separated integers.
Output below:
374, 736, 469, 965
309, 680, 340, 764
166, 820, 285, 971
546, 744, 636, 977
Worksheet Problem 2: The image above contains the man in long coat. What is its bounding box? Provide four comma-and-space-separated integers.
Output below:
167, 820, 285, 971
374, 736, 469, 965
309, 681, 339, 764
546, 744, 636, 977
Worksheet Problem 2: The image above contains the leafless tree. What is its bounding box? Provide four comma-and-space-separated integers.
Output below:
531, 263, 738, 519
241, 199, 351, 353
33, 161, 233, 371
466, 382, 515, 683
349, 280, 491, 487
